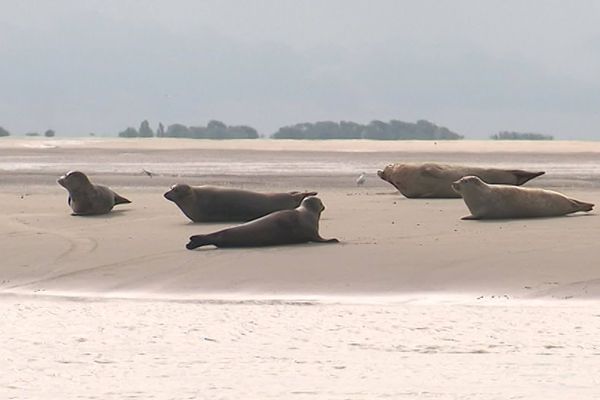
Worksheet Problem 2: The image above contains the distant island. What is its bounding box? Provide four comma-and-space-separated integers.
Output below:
491, 131, 553, 140
0, 127, 55, 137
8, 121, 562, 142
118, 120, 259, 139
272, 119, 463, 140
114, 119, 462, 140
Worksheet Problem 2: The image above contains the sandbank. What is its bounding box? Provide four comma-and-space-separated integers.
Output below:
1, 138, 598, 302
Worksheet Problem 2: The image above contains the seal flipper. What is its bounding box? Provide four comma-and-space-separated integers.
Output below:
114, 193, 132, 205
571, 199, 594, 212
420, 164, 446, 179
292, 191, 318, 203
187, 234, 211, 250
511, 170, 545, 186
299, 191, 318, 198
461, 215, 480, 220
313, 237, 339, 243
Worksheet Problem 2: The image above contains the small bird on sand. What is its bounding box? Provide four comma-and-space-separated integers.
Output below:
142, 168, 155, 178
356, 172, 366, 186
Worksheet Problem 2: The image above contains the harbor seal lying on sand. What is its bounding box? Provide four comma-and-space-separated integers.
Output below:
186, 196, 338, 249
452, 175, 594, 219
57, 171, 131, 215
377, 163, 545, 198
164, 184, 318, 222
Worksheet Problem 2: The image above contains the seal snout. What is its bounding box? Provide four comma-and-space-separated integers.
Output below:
164, 185, 181, 201
57, 171, 73, 187
164, 184, 190, 202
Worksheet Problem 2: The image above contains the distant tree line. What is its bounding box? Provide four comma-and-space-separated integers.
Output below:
118, 120, 259, 139
490, 131, 553, 140
271, 119, 463, 140
0, 127, 55, 137
2, 119, 462, 140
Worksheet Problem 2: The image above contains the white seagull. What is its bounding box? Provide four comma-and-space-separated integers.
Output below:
356, 172, 366, 186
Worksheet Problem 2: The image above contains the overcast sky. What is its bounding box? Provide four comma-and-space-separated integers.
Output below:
1, 0, 599, 139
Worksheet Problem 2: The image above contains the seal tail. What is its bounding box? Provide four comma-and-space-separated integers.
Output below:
572, 199, 594, 212
186, 234, 210, 250
512, 170, 545, 186
114, 193, 132, 205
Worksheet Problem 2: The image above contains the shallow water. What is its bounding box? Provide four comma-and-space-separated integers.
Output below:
1, 146, 600, 185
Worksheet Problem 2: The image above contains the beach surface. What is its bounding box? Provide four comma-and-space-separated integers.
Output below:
1, 138, 600, 399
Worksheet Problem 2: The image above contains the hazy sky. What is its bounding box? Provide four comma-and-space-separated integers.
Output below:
1, 0, 599, 139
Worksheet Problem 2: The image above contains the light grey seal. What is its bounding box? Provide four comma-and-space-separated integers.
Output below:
186, 196, 338, 249
452, 175, 594, 219
57, 171, 131, 215
164, 184, 318, 222
377, 162, 545, 198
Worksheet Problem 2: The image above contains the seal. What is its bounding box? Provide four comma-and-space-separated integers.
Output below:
452, 175, 594, 219
186, 196, 338, 249
377, 163, 545, 198
164, 184, 318, 222
57, 171, 131, 215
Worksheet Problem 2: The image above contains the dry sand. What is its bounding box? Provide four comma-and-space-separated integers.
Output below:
1, 138, 600, 399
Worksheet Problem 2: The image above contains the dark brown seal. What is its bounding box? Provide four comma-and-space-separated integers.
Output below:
377, 163, 545, 198
57, 171, 131, 215
164, 184, 318, 222
452, 175, 594, 219
186, 196, 338, 249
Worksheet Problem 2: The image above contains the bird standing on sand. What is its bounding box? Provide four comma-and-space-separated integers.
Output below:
142, 168, 155, 178
356, 172, 366, 186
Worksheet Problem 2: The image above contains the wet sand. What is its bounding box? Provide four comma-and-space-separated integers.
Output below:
1, 138, 599, 399
3, 296, 600, 399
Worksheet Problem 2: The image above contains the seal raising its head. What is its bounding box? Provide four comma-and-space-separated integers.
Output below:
57, 171, 131, 215
186, 196, 338, 249
452, 175, 594, 220
164, 184, 318, 223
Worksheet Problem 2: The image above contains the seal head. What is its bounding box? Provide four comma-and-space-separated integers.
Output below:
57, 170, 92, 191
451, 175, 486, 195
164, 184, 193, 202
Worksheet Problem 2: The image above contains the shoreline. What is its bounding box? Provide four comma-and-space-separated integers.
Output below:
3, 137, 600, 153
2, 289, 598, 306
